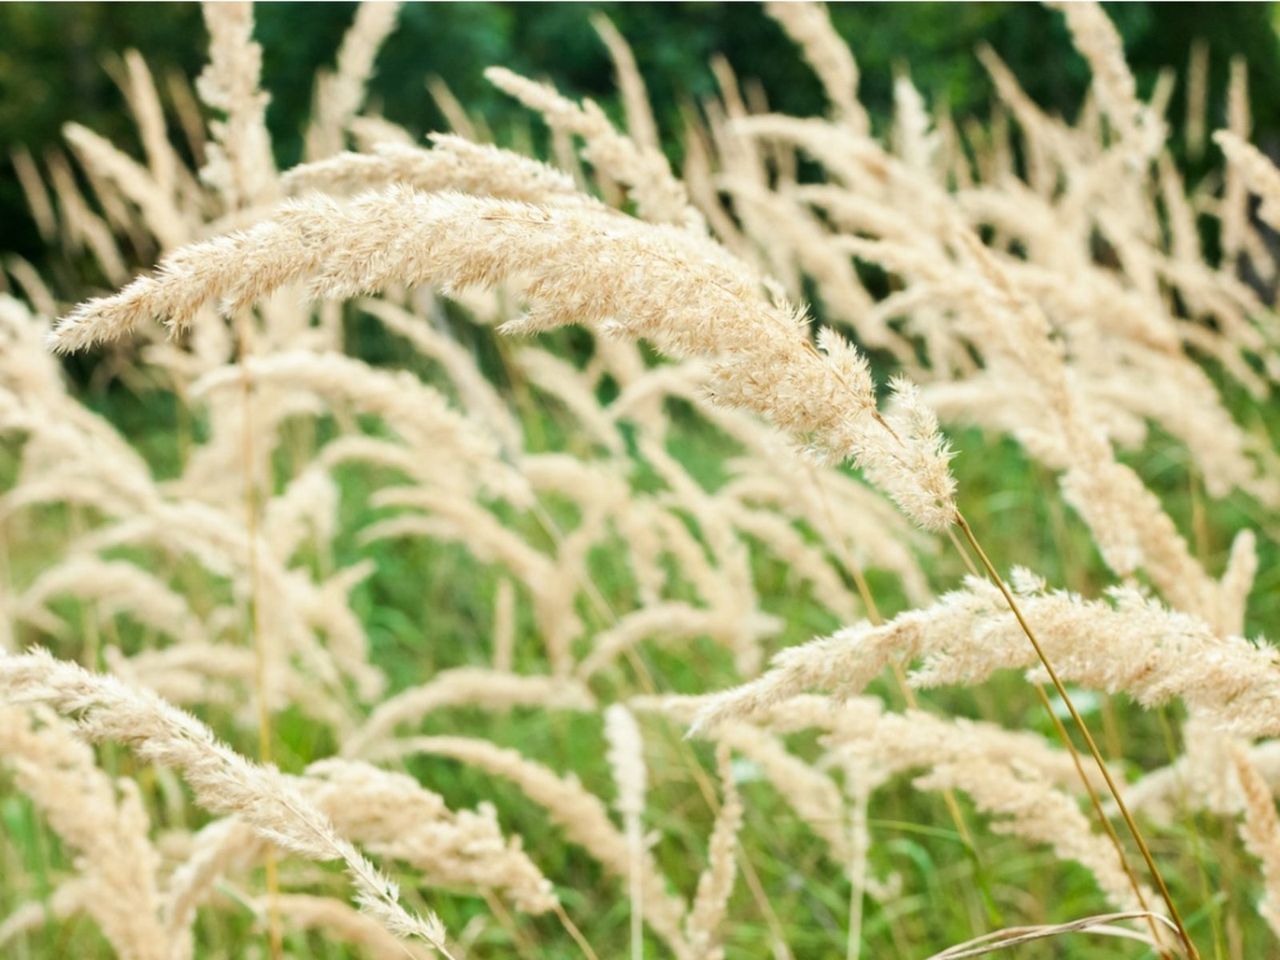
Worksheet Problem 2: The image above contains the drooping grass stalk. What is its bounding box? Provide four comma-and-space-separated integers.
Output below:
954, 510, 1198, 959
927, 909, 1181, 959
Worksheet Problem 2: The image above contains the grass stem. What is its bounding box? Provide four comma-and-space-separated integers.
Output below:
238, 317, 283, 960
954, 510, 1197, 959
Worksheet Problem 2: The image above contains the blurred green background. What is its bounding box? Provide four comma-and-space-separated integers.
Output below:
3, 8, 1280, 956
3, 1, 1280, 272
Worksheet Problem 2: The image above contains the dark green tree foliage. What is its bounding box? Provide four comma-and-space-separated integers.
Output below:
3, 2, 1278, 270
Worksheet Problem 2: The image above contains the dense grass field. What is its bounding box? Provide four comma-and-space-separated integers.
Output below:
4, 3, 1280, 959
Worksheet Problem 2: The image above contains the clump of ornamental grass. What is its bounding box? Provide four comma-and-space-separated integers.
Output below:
4, 2, 1280, 958
41, 48, 1194, 957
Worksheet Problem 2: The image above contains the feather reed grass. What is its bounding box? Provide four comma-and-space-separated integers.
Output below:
6, 3, 1280, 956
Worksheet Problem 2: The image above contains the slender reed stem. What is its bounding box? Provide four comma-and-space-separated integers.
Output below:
954, 510, 1197, 959
554, 900, 602, 960
627, 816, 643, 960
808, 316, 1162, 943
846, 786, 869, 960
947, 523, 1164, 949
237, 317, 283, 960
1032, 683, 1166, 951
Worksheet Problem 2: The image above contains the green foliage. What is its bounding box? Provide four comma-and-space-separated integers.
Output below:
4, 3, 1280, 268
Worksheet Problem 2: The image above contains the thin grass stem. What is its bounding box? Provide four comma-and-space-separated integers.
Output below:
237, 314, 283, 960
954, 510, 1197, 959
554, 900, 602, 960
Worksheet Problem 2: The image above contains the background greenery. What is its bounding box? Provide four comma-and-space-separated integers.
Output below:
4, 4, 1280, 957
4, 2, 1280, 272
